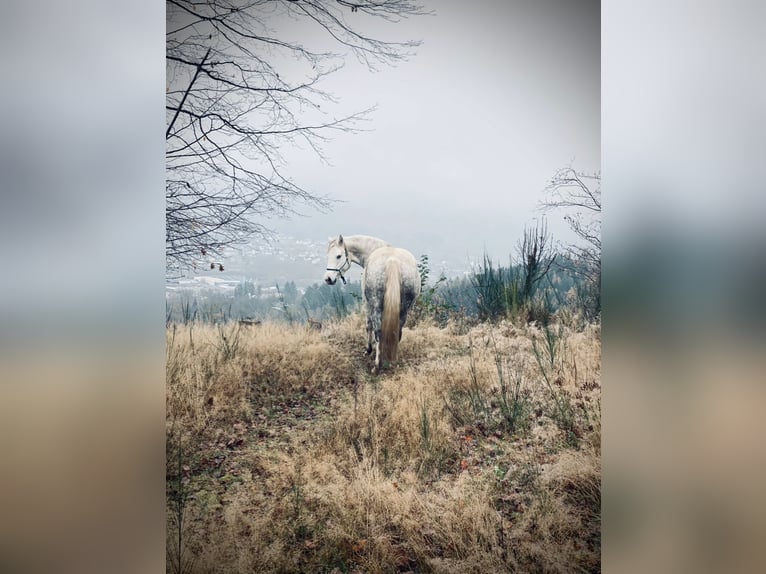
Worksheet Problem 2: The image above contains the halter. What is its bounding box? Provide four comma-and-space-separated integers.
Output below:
326, 246, 351, 284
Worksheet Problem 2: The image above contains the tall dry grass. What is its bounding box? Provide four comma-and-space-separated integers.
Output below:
167, 313, 600, 573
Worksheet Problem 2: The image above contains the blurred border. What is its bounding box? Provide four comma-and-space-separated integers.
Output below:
1, 1, 764, 573
603, 1, 766, 572
0, 2, 165, 573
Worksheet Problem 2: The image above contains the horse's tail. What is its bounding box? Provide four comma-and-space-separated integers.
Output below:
381, 260, 401, 363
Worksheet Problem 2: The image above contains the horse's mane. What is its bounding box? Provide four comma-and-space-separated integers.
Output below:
328, 234, 389, 246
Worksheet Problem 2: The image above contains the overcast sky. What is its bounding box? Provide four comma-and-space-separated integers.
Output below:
242, 0, 601, 278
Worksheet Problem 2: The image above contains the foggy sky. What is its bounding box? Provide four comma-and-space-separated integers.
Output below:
269, 0, 600, 276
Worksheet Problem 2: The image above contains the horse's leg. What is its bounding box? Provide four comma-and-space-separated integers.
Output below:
375, 315, 385, 374
365, 315, 373, 355
372, 316, 383, 373
367, 292, 383, 374
398, 304, 410, 342
363, 272, 373, 355
398, 292, 415, 342
373, 334, 381, 374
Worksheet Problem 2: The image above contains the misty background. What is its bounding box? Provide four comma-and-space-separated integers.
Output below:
170, 0, 599, 290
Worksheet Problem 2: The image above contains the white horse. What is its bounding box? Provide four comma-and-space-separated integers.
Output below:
324, 234, 421, 374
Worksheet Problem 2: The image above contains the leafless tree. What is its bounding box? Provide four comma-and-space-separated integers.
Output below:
540, 167, 601, 317
517, 218, 556, 303
166, 0, 427, 274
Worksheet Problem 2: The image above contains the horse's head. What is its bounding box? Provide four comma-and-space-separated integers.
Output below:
324, 234, 351, 285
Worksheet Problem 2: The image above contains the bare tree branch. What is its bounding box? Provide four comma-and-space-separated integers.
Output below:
166, 0, 427, 273
540, 166, 601, 318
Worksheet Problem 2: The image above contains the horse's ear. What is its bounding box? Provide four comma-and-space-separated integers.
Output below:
338, 234, 344, 245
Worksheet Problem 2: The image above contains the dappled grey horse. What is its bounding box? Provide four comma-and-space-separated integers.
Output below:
324, 234, 421, 373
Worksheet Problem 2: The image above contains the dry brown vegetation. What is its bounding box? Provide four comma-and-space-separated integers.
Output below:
167, 313, 601, 573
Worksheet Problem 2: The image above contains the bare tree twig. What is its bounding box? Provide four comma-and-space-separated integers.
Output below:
166, 0, 426, 273
540, 167, 601, 318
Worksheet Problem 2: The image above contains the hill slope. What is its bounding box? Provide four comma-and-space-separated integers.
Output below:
166, 314, 601, 573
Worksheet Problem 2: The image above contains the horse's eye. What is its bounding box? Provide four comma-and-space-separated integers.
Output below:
336, 254, 341, 259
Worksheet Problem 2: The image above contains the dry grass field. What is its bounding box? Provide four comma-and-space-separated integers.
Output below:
166, 312, 601, 573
